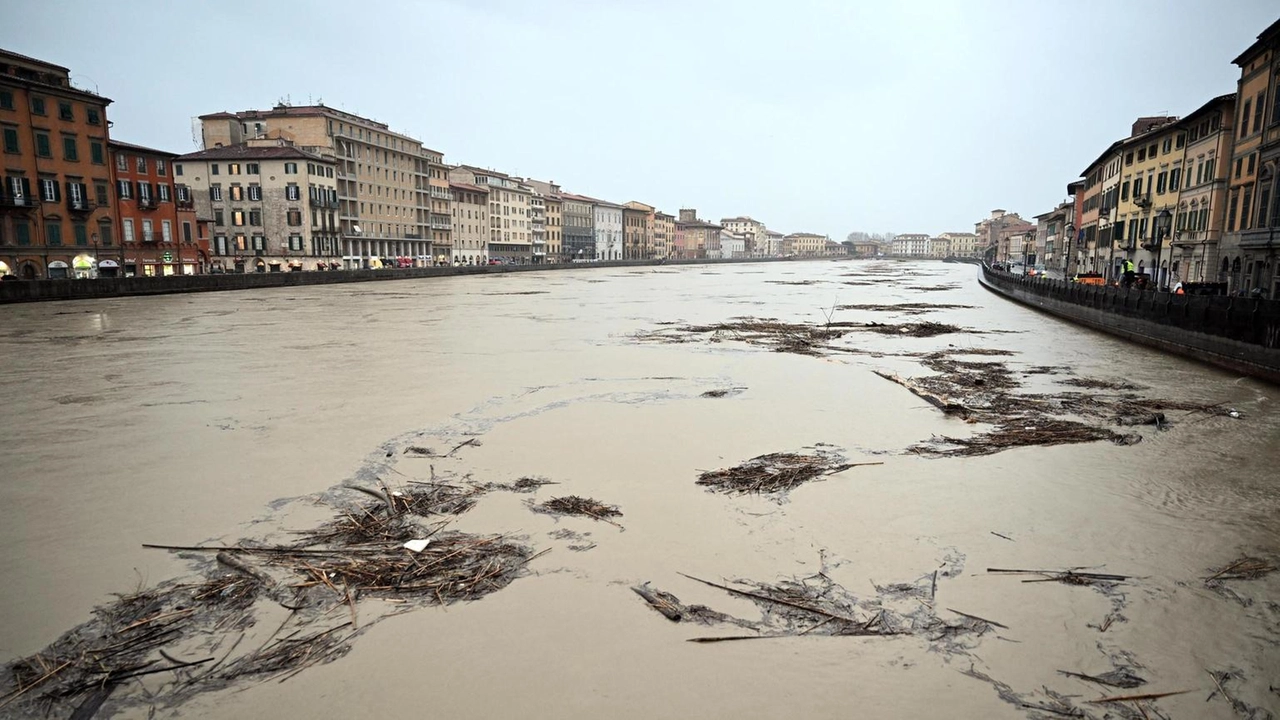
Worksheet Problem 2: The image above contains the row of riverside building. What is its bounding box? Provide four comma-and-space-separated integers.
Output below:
988, 17, 1280, 298
0, 48, 845, 280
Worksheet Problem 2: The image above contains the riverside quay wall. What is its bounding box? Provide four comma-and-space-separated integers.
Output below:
0, 257, 792, 304
979, 265, 1280, 386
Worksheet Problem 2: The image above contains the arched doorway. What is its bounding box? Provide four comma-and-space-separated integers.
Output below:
19, 262, 39, 280
254, 259, 266, 273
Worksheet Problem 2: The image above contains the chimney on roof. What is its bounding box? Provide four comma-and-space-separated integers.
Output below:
1130, 115, 1177, 137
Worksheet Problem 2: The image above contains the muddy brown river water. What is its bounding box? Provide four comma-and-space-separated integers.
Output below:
1, 260, 1278, 719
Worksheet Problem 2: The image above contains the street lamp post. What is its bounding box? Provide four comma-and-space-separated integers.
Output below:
1154, 208, 1172, 290
1065, 222, 1076, 278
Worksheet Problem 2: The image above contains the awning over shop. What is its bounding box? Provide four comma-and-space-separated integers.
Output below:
98, 260, 120, 268
72, 254, 95, 270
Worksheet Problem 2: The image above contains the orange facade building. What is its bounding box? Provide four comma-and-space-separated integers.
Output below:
110, 140, 206, 276
0, 49, 116, 279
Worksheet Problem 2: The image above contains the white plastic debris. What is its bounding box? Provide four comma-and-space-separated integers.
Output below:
1228, 410, 1241, 418
403, 539, 431, 553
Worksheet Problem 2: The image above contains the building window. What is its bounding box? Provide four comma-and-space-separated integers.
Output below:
74, 222, 88, 246
35, 132, 51, 157
211, 163, 220, 175
1228, 191, 1239, 232
175, 163, 183, 176
284, 162, 297, 174
286, 184, 300, 201
1254, 92, 1265, 134
40, 178, 59, 202
249, 210, 262, 226
116, 153, 127, 172
246, 163, 259, 175
116, 179, 131, 199
90, 140, 104, 164
94, 182, 108, 206
137, 156, 147, 174
58, 101, 73, 121
162, 220, 173, 243
156, 159, 166, 176
176, 185, 189, 203
2, 127, 17, 153
46, 221, 62, 245
251, 235, 265, 252
137, 182, 152, 204
1241, 100, 1252, 136
141, 219, 153, 242
86, 108, 100, 125
214, 235, 228, 255
0, 90, 13, 110
1247, 153, 1256, 176
229, 185, 243, 201
214, 209, 224, 226
289, 235, 303, 251
158, 184, 171, 202
287, 209, 302, 226
14, 220, 30, 245
1241, 190, 1252, 231
1169, 167, 1181, 190
62, 136, 78, 161
228, 163, 241, 175
235, 235, 247, 252
122, 218, 135, 243
232, 210, 245, 226
182, 222, 192, 243
30, 96, 45, 115
248, 184, 261, 201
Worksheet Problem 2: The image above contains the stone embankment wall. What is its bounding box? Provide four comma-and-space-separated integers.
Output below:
979, 265, 1280, 385
0, 257, 789, 304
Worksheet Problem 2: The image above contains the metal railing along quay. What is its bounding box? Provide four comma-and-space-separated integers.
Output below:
981, 264, 1280, 350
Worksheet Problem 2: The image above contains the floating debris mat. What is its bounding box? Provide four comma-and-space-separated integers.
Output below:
695, 449, 881, 498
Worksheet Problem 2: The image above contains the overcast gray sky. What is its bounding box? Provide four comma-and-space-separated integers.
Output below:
4, 0, 1277, 237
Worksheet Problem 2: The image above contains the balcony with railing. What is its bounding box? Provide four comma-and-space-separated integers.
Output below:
139, 231, 158, 243
137, 195, 158, 210
67, 197, 93, 213
0, 194, 35, 210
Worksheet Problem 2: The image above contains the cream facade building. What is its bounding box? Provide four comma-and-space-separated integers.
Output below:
784, 232, 827, 257
199, 104, 444, 268
422, 148, 453, 264
654, 211, 675, 259
449, 181, 489, 264
449, 166, 533, 263
927, 237, 952, 258
939, 232, 979, 257
175, 138, 340, 272
720, 216, 766, 256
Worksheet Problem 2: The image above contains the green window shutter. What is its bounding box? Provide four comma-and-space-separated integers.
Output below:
36, 133, 50, 157
2, 127, 17, 153
63, 137, 77, 161
91, 141, 103, 164
47, 222, 62, 245
15, 221, 30, 245
74, 223, 88, 246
